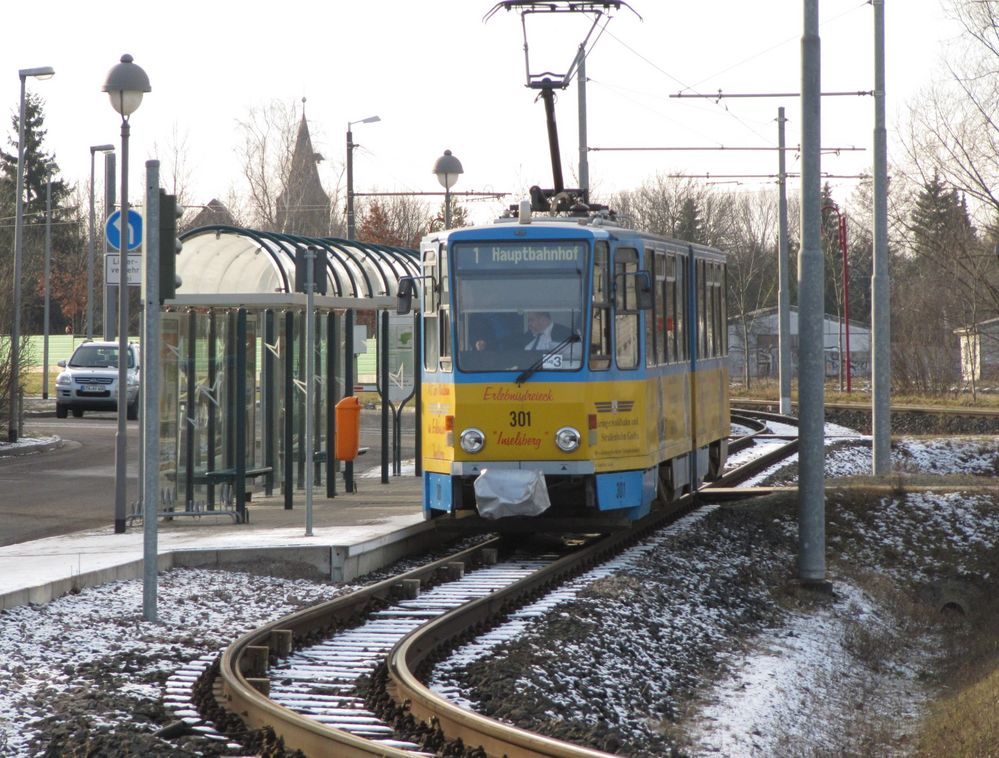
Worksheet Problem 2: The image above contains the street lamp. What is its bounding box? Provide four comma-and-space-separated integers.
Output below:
345, 115, 380, 240
88, 144, 114, 339
103, 53, 150, 535
8, 66, 55, 443
433, 149, 463, 230
43, 162, 57, 399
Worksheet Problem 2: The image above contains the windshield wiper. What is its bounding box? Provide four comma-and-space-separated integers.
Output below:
515, 334, 581, 386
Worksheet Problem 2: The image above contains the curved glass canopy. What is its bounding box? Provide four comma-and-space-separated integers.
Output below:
176, 226, 420, 298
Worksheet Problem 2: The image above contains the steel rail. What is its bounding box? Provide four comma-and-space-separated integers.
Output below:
384, 511, 678, 758
219, 536, 506, 757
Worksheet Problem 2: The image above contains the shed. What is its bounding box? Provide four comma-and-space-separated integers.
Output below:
728, 306, 871, 382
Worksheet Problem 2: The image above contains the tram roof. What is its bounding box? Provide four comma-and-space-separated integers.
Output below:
172, 225, 419, 308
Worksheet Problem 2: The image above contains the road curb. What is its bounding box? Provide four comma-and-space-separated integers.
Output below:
0, 436, 63, 457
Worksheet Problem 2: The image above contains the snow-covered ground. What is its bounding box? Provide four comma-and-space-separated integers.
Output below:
1, 430, 997, 756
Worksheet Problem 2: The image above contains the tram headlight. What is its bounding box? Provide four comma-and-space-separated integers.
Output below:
554, 426, 581, 452
459, 427, 486, 454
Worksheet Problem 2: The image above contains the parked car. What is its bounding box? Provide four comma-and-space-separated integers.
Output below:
55, 341, 140, 419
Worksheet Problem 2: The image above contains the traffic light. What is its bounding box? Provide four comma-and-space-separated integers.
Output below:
158, 190, 183, 302
295, 245, 328, 295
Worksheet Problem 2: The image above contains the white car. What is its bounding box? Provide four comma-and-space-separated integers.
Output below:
55, 341, 140, 419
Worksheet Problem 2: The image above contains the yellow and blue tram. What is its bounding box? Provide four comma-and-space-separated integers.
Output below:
399, 204, 729, 529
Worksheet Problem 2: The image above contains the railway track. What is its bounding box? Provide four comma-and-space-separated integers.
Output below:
192, 410, 800, 757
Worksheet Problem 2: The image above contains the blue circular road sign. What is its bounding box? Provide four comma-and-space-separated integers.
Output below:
105, 209, 143, 252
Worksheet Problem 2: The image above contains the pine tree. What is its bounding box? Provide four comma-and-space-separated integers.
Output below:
910, 172, 973, 264
427, 200, 470, 233
675, 197, 702, 243
0, 93, 79, 335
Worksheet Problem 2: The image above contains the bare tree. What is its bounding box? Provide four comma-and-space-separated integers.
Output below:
355, 194, 432, 248
152, 123, 193, 211
725, 190, 780, 387
903, 1, 999, 225
235, 100, 300, 230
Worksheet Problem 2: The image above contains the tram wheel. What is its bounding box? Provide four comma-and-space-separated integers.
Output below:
657, 463, 676, 505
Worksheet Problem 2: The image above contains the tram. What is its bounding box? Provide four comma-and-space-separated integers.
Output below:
398, 201, 729, 530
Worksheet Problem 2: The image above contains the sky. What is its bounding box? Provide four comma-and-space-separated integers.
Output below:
1, 0, 961, 227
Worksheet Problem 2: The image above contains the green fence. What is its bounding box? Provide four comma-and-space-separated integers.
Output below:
19, 335, 140, 369
21, 333, 379, 383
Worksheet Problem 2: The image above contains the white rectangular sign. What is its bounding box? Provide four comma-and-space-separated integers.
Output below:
105, 253, 141, 287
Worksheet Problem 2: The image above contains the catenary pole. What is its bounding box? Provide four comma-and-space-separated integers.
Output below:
798, 0, 826, 585
577, 44, 589, 198
777, 108, 792, 415
872, 0, 891, 474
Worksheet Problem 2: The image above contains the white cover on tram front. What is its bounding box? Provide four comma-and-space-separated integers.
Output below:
473, 469, 551, 519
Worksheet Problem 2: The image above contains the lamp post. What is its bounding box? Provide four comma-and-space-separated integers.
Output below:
43, 162, 57, 399
345, 115, 380, 240
103, 53, 150, 535
88, 145, 114, 339
8, 65, 55, 443
433, 149, 463, 230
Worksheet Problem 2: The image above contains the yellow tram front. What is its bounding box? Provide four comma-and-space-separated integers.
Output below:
412, 217, 728, 528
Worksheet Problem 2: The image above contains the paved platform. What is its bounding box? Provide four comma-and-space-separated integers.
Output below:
0, 464, 434, 611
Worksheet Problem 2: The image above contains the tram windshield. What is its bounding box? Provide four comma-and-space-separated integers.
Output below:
452, 240, 587, 373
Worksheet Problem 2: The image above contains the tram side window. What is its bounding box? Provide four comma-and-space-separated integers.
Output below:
708, 262, 726, 357
439, 247, 451, 370
422, 250, 439, 371
695, 260, 727, 359
662, 254, 675, 363
646, 250, 659, 367
675, 256, 687, 361
709, 263, 719, 357
720, 263, 728, 355
696, 259, 707, 358
590, 242, 611, 370
614, 247, 640, 370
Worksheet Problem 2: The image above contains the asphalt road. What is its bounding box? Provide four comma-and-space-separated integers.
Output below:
0, 408, 416, 548
0, 414, 139, 548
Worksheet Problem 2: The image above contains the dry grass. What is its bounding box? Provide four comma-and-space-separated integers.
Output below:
914, 591, 999, 758
732, 379, 999, 410
23, 369, 58, 396
917, 665, 999, 757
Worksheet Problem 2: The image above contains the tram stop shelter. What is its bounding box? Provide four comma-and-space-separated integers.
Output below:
146, 225, 420, 524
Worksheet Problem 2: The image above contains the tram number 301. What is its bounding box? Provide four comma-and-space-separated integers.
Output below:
510, 411, 532, 427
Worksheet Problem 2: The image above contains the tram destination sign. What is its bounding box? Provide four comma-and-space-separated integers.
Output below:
455, 241, 585, 270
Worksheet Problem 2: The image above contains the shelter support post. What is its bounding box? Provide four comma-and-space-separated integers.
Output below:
234, 310, 248, 519
326, 313, 338, 498
206, 313, 218, 509
381, 310, 390, 484
264, 310, 275, 496
344, 310, 355, 492
284, 311, 295, 509
185, 313, 198, 510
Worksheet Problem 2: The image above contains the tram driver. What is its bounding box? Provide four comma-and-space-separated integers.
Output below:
523, 311, 573, 351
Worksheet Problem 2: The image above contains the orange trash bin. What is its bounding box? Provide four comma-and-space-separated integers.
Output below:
335, 396, 361, 461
